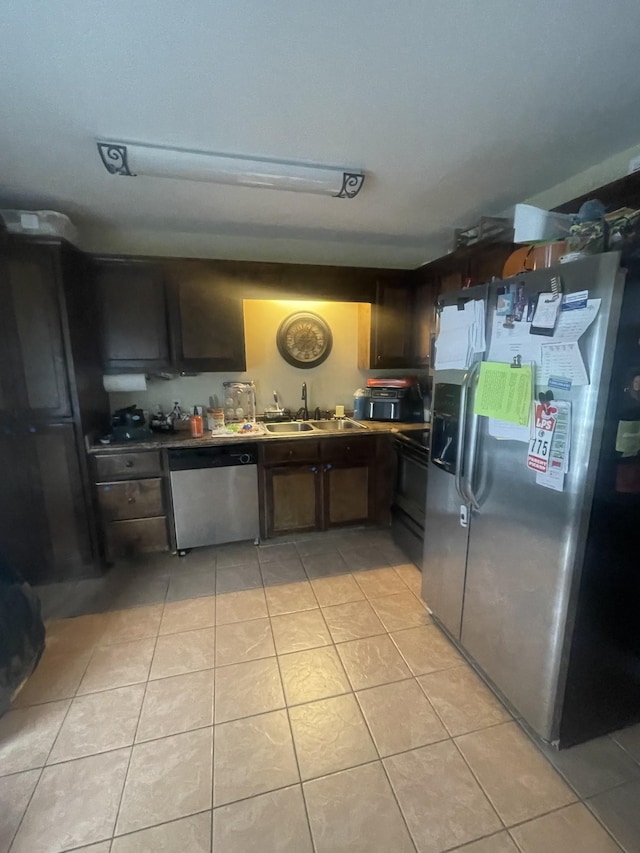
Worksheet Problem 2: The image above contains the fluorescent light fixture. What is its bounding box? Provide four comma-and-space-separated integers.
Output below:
97, 141, 365, 199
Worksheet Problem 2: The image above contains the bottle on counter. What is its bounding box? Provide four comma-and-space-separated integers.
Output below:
190, 406, 203, 438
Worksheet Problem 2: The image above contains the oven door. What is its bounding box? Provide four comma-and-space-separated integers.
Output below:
392, 437, 428, 529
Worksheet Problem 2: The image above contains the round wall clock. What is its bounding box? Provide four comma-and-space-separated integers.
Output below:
276, 311, 333, 368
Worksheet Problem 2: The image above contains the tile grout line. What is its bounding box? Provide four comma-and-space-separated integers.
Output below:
257, 591, 318, 853
8, 620, 109, 853
108, 610, 163, 845
7, 630, 100, 853
512, 716, 627, 851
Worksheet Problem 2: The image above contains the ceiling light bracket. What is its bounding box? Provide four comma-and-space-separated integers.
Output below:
335, 172, 365, 199
97, 143, 135, 177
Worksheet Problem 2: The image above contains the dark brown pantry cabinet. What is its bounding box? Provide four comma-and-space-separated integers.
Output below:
0, 232, 110, 583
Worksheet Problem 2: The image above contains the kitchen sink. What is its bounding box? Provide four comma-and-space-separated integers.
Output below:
265, 422, 316, 434
309, 419, 367, 431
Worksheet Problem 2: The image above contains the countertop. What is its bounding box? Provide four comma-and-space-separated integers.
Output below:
87, 420, 430, 455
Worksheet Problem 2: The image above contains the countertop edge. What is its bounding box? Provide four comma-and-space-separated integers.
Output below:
86, 421, 430, 455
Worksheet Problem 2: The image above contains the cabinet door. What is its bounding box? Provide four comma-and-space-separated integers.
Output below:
265, 465, 321, 537
3, 246, 71, 419
168, 263, 246, 371
29, 423, 93, 581
413, 277, 437, 368
323, 461, 375, 528
96, 261, 170, 371
1, 423, 93, 584
372, 279, 415, 368
0, 423, 41, 578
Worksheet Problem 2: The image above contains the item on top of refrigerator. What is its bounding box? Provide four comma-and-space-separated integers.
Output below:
454, 216, 513, 249
512, 204, 574, 243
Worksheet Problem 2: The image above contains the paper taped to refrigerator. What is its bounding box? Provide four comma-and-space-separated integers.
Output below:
435, 300, 485, 370
539, 341, 589, 386
488, 418, 531, 442
474, 361, 532, 426
553, 299, 601, 341
487, 311, 543, 367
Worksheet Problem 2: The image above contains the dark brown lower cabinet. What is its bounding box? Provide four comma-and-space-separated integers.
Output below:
260, 436, 385, 539
324, 464, 372, 527
92, 450, 170, 561
265, 465, 321, 536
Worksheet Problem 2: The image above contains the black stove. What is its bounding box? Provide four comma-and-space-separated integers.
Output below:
397, 428, 430, 453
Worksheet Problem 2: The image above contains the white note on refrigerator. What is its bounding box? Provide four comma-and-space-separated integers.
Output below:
488, 418, 531, 442
539, 341, 589, 386
487, 311, 543, 367
435, 301, 485, 370
553, 299, 601, 342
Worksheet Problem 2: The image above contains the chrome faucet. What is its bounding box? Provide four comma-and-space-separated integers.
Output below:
301, 382, 309, 421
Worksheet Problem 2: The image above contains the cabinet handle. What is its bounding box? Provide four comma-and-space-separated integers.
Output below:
288, 450, 293, 457
126, 460, 134, 468
311, 466, 317, 473
326, 463, 332, 470
127, 496, 135, 503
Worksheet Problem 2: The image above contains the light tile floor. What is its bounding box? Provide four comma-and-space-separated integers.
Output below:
2, 528, 639, 851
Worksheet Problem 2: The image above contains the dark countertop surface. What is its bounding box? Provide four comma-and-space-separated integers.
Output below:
87, 420, 430, 455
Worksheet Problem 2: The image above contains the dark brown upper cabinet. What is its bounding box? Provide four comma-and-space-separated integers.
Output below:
1, 244, 72, 420
95, 259, 171, 372
166, 261, 246, 373
96, 258, 246, 373
358, 277, 416, 369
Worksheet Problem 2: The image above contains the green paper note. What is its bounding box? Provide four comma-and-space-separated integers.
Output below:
474, 361, 532, 426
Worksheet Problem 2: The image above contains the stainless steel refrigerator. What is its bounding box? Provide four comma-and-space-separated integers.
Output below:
422, 251, 640, 746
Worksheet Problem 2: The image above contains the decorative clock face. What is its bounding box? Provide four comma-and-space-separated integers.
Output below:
276, 312, 333, 368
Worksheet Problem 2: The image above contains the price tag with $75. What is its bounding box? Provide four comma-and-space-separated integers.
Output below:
527, 401, 557, 473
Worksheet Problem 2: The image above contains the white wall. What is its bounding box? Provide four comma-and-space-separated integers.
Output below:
107, 298, 422, 418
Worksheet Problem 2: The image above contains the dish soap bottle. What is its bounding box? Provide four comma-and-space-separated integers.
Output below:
190, 406, 203, 438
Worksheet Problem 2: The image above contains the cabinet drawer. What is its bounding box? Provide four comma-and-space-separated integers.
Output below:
97, 478, 164, 521
262, 439, 320, 465
321, 436, 377, 464
94, 451, 162, 481
106, 517, 168, 558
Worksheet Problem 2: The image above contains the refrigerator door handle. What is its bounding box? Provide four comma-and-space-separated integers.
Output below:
455, 367, 473, 506
463, 360, 482, 511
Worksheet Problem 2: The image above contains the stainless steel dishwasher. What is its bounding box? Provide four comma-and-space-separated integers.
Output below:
168, 443, 259, 552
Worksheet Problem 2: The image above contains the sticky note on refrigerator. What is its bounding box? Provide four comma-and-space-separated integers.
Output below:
474, 361, 532, 426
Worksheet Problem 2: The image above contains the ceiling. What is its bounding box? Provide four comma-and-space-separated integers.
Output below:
2, 1, 640, 269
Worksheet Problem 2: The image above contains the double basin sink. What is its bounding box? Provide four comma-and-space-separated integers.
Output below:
265, 419, 366, 435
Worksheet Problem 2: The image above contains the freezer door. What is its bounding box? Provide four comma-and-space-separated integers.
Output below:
422, 284, 488, 637
460, 253, 623, 741
422, 452, 469, 636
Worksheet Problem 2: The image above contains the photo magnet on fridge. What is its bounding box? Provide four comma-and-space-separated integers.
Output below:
496, 290, 514, 316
